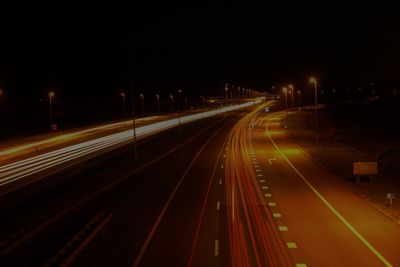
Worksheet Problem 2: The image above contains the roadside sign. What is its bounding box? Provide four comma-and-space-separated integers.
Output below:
387, 193, 395, 207
353, 162, 378, 175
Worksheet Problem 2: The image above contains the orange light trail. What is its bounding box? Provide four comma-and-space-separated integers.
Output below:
225, 103, 293, 267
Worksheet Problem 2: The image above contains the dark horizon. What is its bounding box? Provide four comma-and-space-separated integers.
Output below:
1, 3, 400, 136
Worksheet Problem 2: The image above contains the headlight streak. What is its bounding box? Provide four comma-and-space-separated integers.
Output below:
225, 103, 293, 267
0, 101, 261, 188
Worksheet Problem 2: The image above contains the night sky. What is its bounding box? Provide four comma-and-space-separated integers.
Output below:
0, 3, 399, 136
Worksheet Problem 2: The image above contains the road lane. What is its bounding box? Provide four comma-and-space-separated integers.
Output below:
248, 110, 400, 266
0, 110, 248, 266
0, 101, 260, 195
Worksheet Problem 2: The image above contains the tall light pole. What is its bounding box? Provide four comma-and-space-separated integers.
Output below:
155, 94, 160, 117
309, 77, 318, 150
129, 47, 137, 160
297, 90, 302, 107
224, 83, 228, 105
282, 87, 288, 109
169, 94, 174, 112
289, 84, 295, 107
139, 93, 144, 122
177, 89, 182, 134
48, 91, 55, 132
120, 92, 127, 127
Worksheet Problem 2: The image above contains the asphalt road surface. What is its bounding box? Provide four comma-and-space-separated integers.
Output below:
2, 101, 400, 267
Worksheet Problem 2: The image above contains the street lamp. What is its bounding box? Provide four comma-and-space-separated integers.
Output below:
155, 94, 160, 117
48, 91, 55, 132
177, 89, 182, 134
224, 83, 228, 104
169, 94, 174, 112
309, 77, 318, 150
288, 84, 294, 107
120, 92, 127, 127
297, 90, 301, 106
139, 93, 144, 122
282, 87, 288, 109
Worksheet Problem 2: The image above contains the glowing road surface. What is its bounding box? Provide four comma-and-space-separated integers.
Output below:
0, 101, 261, 190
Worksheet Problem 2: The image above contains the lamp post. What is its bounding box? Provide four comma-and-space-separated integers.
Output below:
297, 90, 301, 107
139, 93, 144, 122
289, 84, 295, 107
48, 91, 55, 132
282, 87, 288, 109
169, 94, 174, 112
309, 77, 318, 150
224, 83, 228, 105
120, 92, 127, 127
177, 89, 182, 134
155, 94, 160, 117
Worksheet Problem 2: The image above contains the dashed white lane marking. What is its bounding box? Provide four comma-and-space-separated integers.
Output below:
265, 193, 272, 197
273, 213, 282, 218
268, 202, 276, 207
261, 186, 269, 189
255, 169, 261, 172
223, 154, 226, 158
252, 161, 258, 164
287, 242, 297, 249
216, 201, 221, 210
254, 165, 260, 168
221, 164, 224, 169
296, 264, 307, 267
279, 226, 288, 231
259, 179, 266, 183
257, 174, 263, 177
219, 179, 222, 185
214, 240, 219, 256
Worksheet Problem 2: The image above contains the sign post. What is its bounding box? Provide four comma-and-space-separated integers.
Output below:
387, 193, 395, 208
353, 162, 378, 184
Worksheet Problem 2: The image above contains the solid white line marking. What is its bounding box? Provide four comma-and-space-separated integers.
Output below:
216, 201, 220, 210
266, 117, 393, 267
279, 226, 288, 231
214, 240, 219, 256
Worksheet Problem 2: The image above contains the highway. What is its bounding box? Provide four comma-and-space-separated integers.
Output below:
0, 101, 258, 195
1, 100, 400, 267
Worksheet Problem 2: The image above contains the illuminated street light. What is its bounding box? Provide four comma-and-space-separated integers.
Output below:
155, 94, 160, 117
309, 77, 318, 150
139, 93, 144, 122
224, 83, 228, 104
282, 87, 288, 109
177, 89, 183, 134
288, 84, 294, 107
48, 91, 55, 132
120, 92, 127, 127
297, 90, 301, 106
169, 94, 174, 112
